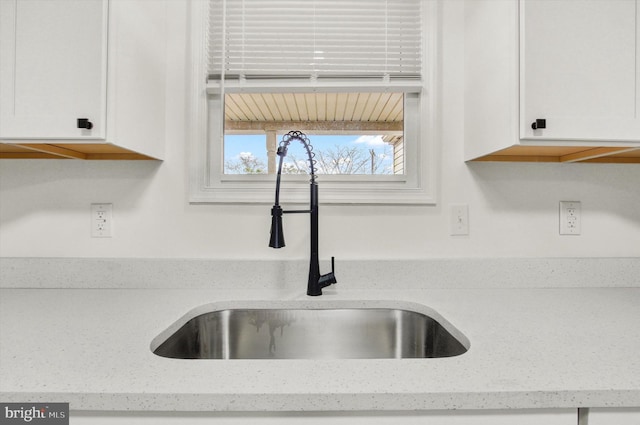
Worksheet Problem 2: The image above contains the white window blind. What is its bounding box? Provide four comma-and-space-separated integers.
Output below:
208, 0, 422, 81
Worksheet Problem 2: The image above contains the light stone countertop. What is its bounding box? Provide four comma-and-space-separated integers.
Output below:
1, 286, 639, 411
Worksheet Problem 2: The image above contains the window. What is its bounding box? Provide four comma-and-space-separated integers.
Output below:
224, 92, 405, 176
189, 0, 437, 204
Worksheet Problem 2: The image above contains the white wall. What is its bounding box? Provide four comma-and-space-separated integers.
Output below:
1, 1, 639, 260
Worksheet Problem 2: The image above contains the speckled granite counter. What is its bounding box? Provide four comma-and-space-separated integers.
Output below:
1, 286, 639, 411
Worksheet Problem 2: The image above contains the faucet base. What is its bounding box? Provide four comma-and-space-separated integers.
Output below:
308, 269, 337, 296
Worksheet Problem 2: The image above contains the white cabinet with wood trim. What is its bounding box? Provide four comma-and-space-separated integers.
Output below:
585, 408, 640, 425
464, 0, 640, 163
0, 0, 167, 160
70, 409, 577, 425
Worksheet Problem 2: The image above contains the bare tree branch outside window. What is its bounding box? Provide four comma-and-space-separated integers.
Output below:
224, 139, 395, 175
281, 145, 392, 175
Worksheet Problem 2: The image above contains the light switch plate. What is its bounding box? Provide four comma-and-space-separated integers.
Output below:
450, 204, 469, 236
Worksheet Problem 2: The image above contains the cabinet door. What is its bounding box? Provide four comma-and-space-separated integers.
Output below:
587, 408, 640, 425
70, 409, 576, 425
520, 0, 639, 142
0, 0, 107, 139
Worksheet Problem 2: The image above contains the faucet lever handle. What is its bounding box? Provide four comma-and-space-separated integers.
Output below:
319, 256, 337, 289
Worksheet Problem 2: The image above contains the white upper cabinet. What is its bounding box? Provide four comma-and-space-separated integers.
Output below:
0, 0, 167, 160
587, 408, 640, 425
0, 0, 107, 140
69, 409, 577, 425
465, 0, 640, 163
520, 0, 639, 142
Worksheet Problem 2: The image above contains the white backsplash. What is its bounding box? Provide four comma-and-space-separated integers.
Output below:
1, 257, 638, 289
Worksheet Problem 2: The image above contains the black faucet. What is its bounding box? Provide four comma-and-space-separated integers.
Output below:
269, 131, 337, 296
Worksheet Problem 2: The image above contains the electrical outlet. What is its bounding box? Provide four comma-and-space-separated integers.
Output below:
450, 204, 469, 236
559, 201, 581, 235
91, 203, 113, 237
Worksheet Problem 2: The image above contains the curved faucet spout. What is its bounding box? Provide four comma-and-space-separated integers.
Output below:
268, 131, 337, 296
271, 131, 316, 208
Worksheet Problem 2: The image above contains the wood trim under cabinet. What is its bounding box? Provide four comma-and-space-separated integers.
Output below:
469, 145, 640, 163
0, 143, 159, 160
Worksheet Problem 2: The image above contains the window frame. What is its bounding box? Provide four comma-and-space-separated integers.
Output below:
188, 0, 438, 205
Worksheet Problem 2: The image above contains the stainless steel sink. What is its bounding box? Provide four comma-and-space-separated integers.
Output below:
152, 304, 468, 359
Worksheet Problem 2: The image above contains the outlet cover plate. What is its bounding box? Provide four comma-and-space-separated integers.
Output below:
559, 201, 581, 235
91, 203, 113, 237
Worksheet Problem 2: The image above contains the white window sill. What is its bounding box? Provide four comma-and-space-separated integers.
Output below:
189, 174, 436, 205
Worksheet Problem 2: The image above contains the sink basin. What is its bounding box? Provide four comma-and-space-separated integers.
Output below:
152, 302, 468, 359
